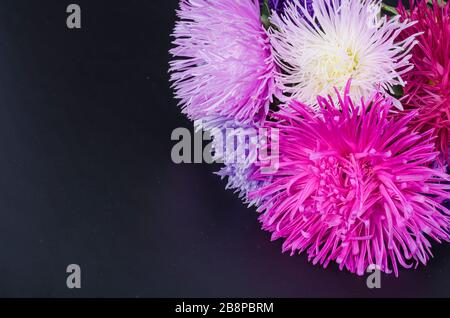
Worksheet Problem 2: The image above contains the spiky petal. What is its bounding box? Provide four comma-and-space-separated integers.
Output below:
209, 120, 268, 206
170, 0, 278, 127
268, 0, 418, 110
250, 82, 450, 276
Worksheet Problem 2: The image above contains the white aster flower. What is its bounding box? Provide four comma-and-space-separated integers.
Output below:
269, 0, 418, 110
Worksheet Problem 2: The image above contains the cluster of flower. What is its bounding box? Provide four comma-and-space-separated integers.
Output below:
169, 0, 450, 276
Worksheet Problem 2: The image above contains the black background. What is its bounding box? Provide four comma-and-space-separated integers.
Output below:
0, 0, 449, 298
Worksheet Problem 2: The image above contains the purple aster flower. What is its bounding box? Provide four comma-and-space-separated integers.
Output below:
209, 120, 269, 206
217, 163, 264, 207
170, 0, 278, 127
261, 0, 314, 15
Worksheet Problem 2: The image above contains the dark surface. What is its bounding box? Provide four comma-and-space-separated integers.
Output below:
0, 0, 449, 298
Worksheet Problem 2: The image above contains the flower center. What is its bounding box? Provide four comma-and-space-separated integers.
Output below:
322, 47, 360, 82
302, 44, 362, 96
306, 149, 390, 232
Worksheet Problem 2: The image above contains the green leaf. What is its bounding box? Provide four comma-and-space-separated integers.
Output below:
260, 0, 271, 30
391, 85, 404, 98
381, 3, 398, 16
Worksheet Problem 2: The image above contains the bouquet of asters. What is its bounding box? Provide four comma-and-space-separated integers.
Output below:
169, 0, 450, 276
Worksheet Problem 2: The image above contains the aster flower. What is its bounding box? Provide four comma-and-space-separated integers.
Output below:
397, 0, 450, 168
169, 0, 278, 126
268, 0, 418, 110
209, 120, 268, 206
250, 81, 450, 276
217, 163, 265, 207
260, 0, 314, 15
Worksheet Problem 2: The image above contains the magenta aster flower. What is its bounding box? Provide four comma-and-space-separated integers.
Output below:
250, 82, 450, 276
169, 0, 278, 126
397, 0, 450, 168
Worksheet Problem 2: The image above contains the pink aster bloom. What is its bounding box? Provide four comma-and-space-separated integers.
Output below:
397, 0, 450, 169
250, 81, 450, 276
169, 0, 278, 126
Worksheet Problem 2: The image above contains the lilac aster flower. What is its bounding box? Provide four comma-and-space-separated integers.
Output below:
209, 120, 269, 206
170, 0, 278, 127
250, 81, 450, 276
217, 163, 264, 207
